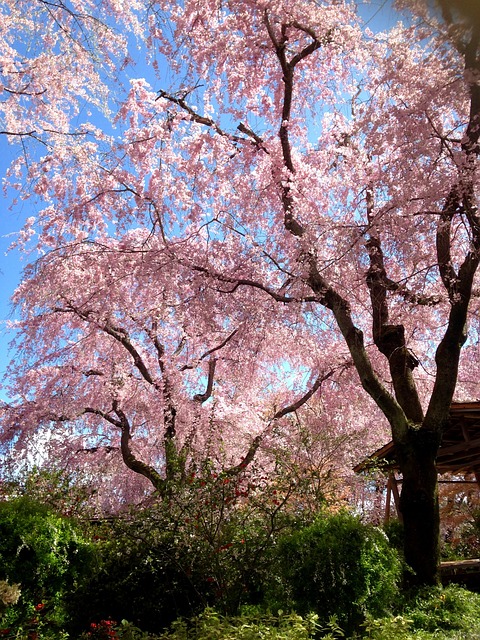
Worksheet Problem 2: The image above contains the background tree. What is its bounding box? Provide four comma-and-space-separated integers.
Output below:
1, 0, 479, 585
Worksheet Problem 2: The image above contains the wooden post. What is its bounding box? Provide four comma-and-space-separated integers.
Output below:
390, 471, 403, 523
385, 474, 392, 524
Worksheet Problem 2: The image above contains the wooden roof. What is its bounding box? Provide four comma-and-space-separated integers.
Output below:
354, 402, 480, 475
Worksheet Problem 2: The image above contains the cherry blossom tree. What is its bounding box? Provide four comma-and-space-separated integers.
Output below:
2, 0, 480, 585
0, 0, 146, 154
2, 233, 354, 508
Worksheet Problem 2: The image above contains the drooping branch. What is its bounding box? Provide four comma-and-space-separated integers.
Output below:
200, 328, 238, 360
83, 405, 166, 493
193, 358, 216, 403
271, 370, 334, 420
54, 302, 159, 389
225, 435, 262, 477
225, 366, 343, 477
180, 329, 238, 373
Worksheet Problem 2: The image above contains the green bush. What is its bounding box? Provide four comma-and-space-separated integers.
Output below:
156, 608, 323, 640
363, 585, 480, 639
268, 511, 401, 633
0, 497, 95, 632
70, 470, 306, 633
402, 584, 480, 634
67, 513, 204, 634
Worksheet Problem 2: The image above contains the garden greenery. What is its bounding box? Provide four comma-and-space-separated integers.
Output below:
1, 472, 480, 639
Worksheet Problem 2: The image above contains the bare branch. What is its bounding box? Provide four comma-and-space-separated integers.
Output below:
272, 370, 333, 420
193, 357, 217, 403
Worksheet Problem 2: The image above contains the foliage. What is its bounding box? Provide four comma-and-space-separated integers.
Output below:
401, 584, 480, 634
2, 0, 480, 588
68, 465, 309, 633
0, 497, 96, 633
156, 608, 323, 640
268, 511, 401, 633
75, 610, 329, 640
363, 585, 480, 640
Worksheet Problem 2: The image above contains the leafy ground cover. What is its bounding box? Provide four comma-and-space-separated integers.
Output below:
4, 591, 480, 640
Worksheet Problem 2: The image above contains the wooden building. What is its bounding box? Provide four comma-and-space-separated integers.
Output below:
355, 402, 480, 587
354, 401, 480, 522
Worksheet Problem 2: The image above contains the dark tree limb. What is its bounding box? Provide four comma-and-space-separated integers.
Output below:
365, 187, 423, 424
193, 358, 217, 403
83, 405, 166, 493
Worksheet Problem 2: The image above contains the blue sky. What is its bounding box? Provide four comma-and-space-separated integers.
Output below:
0, 142, 32, 385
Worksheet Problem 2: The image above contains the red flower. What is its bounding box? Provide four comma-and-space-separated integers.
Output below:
34, 603, 45, 611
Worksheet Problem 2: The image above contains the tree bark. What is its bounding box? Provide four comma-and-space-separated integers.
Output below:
395, 428, 442, 586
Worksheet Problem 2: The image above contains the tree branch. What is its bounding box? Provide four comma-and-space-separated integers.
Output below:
193, 358, 216, 403
83, 404, 166, 493
54, 302, 159, 389
190, 263, 316, 303
305, 254, 409, 440
436, 187, 461, 297
272, 370, 333, 420
157, 90, 266, 151
365, 188, 423, 423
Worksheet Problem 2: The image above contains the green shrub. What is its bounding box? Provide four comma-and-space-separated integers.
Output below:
402, 584, 480, 634
0, 497, 95, 632
157, 608, 323, 640
268, 511, 401, 633
67, 514, 203, 634
363, 585, 480, 639
70, 470, 306, 633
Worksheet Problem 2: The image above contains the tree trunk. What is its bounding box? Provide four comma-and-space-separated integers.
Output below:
396, 428, 442, 586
